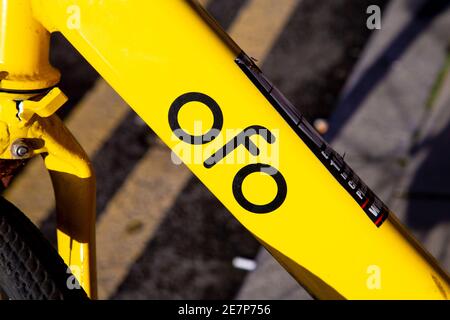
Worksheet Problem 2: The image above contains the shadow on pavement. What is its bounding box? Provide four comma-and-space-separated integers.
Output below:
405, 104, 450, 232
326, 0, 450, 141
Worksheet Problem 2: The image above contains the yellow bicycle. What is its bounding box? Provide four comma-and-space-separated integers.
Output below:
0, 0, 448, 299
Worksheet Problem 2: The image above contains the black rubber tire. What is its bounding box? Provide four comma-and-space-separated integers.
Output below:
0, 196, 88, 300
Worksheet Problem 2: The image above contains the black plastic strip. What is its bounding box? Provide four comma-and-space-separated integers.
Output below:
235, 52, 389, 227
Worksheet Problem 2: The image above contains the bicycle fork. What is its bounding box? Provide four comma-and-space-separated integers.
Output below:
0, 0, 97, 298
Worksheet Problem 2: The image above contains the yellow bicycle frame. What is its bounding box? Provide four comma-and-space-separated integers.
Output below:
0, 0, 449, 299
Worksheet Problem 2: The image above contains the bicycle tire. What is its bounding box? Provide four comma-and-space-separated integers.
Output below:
0, 196, 88, 300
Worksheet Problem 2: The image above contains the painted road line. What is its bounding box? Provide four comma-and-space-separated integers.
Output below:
4, 80, 129, 225
96, 146, 192, 299
229, 0, 301, 61
198, 0, 211, 7
96, 0, 301, 299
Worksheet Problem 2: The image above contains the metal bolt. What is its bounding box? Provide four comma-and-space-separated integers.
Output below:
11, 140, 32, 159
16, 146, 29, 157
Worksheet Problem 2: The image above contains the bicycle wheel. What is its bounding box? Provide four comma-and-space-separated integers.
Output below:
0, 196, 88, 300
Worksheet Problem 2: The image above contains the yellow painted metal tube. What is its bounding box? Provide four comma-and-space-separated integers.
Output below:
30, 0, 449, 299
0, 90, 97, 298
40, 116, 97, 299
0, 0, 96, 298
0, 0, 60, 91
